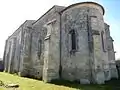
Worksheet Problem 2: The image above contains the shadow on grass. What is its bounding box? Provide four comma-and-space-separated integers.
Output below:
50, 79, 120, 90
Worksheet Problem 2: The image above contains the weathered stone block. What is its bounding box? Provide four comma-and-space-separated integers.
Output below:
80, 79, 90, 84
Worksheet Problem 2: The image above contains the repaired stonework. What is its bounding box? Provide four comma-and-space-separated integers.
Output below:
3, 2, 118, 84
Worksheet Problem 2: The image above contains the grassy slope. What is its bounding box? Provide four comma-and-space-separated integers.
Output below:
0, 72, 120, 90
0, 72, 74, 90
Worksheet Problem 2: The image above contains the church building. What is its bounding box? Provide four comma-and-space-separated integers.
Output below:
3, 2, 118, 84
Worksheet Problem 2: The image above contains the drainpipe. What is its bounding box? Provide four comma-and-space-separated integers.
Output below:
58, 12, 62, 79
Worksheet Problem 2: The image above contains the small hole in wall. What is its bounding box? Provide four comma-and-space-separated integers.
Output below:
97, 65, 100, 69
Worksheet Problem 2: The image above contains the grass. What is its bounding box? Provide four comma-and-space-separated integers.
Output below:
0, 72, 120, 90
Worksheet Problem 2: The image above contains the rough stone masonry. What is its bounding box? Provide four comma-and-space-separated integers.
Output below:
3, 2, 118, 84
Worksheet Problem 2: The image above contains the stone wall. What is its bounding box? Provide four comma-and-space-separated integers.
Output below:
61, 2, 112, 84
105, 23, 118, 79
16, 20, 35, 76
89, 7, 109, 84
3, 27, 22, 73
61, 6, 90, 83
3, 20, 35, 75
32, 5, 65, 81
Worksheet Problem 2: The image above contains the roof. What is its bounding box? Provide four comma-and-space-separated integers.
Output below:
32, 5, 65, 25
7, 20, 35, 40
61, 2, 105, 15
32, 6, 56, 25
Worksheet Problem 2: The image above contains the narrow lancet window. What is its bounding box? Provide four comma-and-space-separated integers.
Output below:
101, 31, 105, 52
71, 29, 76, 50
38, 39, 42, 59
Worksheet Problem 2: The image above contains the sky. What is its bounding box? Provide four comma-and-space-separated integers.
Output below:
0, 0, 119, 59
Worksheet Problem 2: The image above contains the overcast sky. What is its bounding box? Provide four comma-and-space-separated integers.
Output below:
0, 0, 119, 59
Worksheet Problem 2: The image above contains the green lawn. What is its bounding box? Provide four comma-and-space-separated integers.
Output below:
0, 72, 120, 90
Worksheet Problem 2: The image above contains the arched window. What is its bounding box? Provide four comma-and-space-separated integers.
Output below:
70, 29, 76, 50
